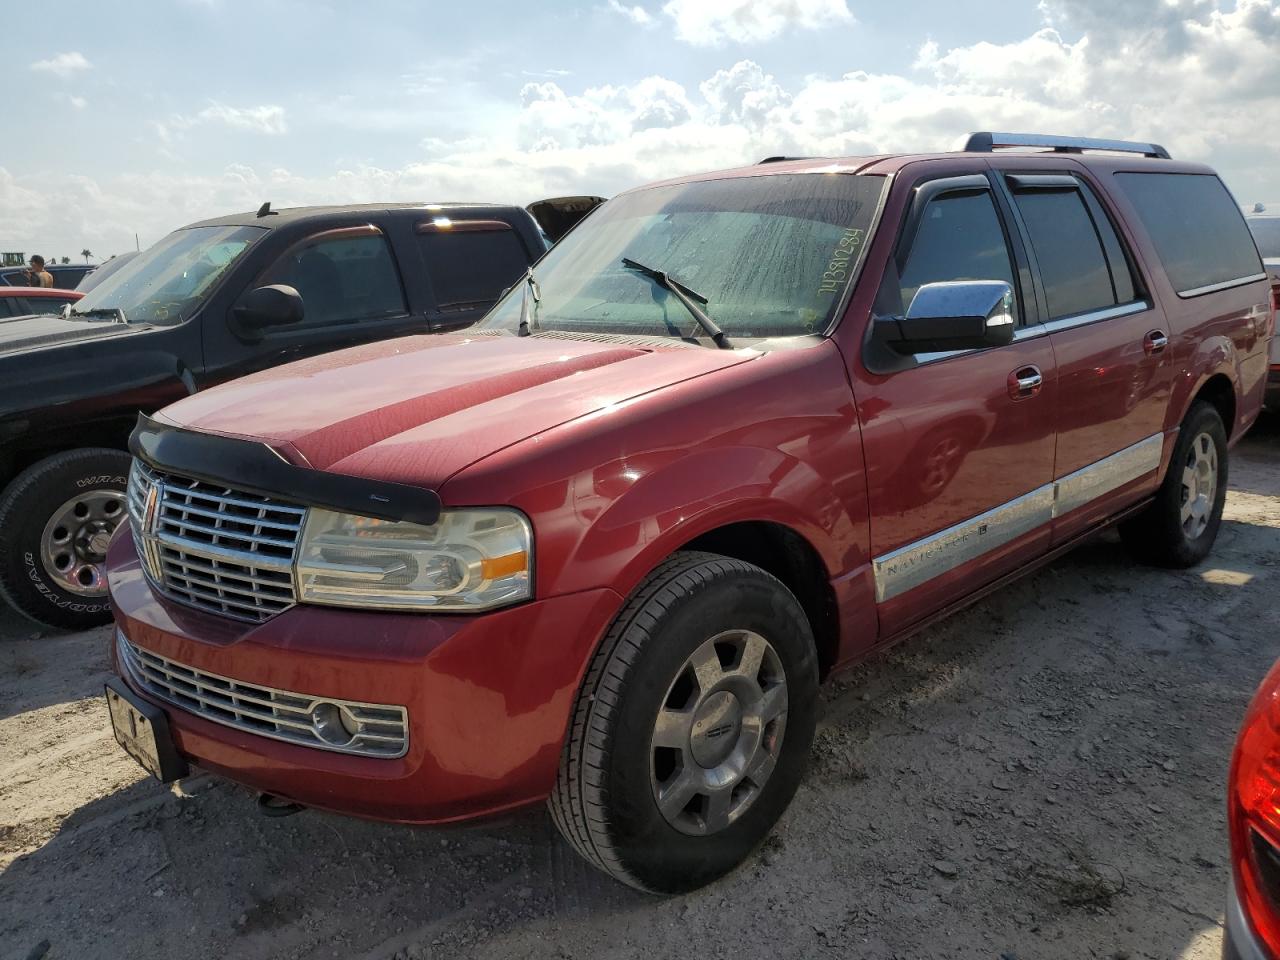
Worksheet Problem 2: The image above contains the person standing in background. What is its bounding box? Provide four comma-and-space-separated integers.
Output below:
24, 255, 53, 287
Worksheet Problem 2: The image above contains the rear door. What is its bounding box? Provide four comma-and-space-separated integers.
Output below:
997, 170, 1174, 544
855, 169, 1058, 635
413, 218, 543, 333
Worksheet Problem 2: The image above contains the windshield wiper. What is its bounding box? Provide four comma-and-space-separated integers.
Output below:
516, 268, 541, 337
620, 258, 732, 349
69, 306, 129, 324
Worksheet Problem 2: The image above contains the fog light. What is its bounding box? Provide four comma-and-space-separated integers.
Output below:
311, 701, 358, 746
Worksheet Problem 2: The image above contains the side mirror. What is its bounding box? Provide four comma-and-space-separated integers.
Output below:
233, 284, 304, 330
885, 280, 1014, 354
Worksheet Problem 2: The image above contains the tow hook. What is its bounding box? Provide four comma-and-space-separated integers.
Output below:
256, 792, 305, 818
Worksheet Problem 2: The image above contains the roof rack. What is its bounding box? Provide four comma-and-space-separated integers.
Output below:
963, 132, 1170, 160
757, 156, 814, 164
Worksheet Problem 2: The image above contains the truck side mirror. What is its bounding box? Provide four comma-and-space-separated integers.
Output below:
885, 280, 1015, 354
233, 284, 304, 330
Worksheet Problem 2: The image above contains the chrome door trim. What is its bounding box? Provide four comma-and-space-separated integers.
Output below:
1041, 300, 1149, 334
1177, 273, 1268, 299
872, 432, 1164, 602
872, 485, 1054, 602
1052, 433, 1163, 518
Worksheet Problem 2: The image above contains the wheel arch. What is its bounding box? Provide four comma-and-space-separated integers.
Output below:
678, 520, 840, 680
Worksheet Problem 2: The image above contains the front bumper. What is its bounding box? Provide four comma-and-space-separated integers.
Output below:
1224, 877, 1272, 960
106, 526, 624, 824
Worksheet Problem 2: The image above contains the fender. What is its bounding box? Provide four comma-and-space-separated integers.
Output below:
1165, 331, 1238, 440
557, 442, 867, 603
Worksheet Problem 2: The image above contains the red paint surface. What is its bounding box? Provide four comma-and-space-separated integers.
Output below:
109, 151, 1271, 824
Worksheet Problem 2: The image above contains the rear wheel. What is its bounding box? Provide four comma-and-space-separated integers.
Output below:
0, 449, 131, 631
549, 552, 819, 893
1119, 401, 1228, 568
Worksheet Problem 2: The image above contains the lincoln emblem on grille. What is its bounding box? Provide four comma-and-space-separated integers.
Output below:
140, 477, 165, 582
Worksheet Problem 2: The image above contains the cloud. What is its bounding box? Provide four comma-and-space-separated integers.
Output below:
29, 52, 91, 78
9, 0, 1280, 257
662, 0, 853, 46
161, 101, 288, 141
604, 0, 653, 25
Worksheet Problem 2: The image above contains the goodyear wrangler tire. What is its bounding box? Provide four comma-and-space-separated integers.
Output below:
0, 448, 132, 632
549, 551, 819, 893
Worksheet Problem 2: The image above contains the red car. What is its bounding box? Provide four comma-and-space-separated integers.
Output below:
1228, 662, 1280, 959
0, 285, 83, 318
105, 133, 1275, 893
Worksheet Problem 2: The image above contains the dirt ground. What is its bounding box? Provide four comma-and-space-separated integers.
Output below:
2, 420, 1279, 960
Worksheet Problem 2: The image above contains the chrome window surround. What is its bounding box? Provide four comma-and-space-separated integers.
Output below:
872, 433, 1163, 602
1177, 272, 1268, 299
116, 630, 409, 759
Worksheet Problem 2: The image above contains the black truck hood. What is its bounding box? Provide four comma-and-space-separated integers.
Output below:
0, 313, 146, 357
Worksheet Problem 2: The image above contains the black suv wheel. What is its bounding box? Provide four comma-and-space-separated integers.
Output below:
0, 448, 132, 631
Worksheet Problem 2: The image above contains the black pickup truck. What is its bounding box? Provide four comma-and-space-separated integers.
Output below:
0, 198, 601, 629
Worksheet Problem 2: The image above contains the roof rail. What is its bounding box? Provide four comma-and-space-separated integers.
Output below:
757, 156, 814, 164
963, 132, 1170, 160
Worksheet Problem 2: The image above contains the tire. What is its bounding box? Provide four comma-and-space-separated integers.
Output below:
1119, 401, 1228, 568
0, 448, 132, 631
549, 551, 819, 893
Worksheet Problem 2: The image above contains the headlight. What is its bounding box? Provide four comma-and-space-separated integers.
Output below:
295, 508, 533, 612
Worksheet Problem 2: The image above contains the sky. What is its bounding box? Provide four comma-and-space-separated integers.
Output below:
2, 0, 1278, 260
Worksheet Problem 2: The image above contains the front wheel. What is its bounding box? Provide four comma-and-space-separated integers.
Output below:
0, 448, 132, 631
549, 552, 819, 893
1119, 401, 1228, 568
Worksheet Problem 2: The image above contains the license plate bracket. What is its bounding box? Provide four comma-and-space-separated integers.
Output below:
105, 677, 189, 783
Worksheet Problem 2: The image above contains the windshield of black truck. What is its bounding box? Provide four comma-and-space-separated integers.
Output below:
72, 224, 267, 326
1249, 217, 1280, 260
478, 173, 886, 342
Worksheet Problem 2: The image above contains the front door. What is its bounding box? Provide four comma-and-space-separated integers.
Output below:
853, 172, 1058, 635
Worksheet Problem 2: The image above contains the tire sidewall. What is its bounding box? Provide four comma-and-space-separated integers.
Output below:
601, 570, 818, 892
0, 450, 131, 630
1169, 405, 1229, 559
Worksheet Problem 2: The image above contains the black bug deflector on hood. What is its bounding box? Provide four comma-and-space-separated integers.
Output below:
129, 414, 443, 526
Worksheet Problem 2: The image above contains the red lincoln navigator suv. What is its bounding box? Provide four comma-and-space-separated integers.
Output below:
105, 132, 1275, 894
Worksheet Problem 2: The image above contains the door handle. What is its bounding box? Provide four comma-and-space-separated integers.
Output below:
1008, 364, 1043, 400
1144, 330, 1169, 355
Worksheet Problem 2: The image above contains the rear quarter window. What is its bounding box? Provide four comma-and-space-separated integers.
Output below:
1114, 172, 1263, 296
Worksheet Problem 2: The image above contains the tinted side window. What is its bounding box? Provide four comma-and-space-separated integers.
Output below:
1115, 172, 1263, 295
1248, 217, 1280, 259
418, 230, 531, 312
261, 232, 406, 327
897, 191, 1017, 318
1013, 189, 1116, 319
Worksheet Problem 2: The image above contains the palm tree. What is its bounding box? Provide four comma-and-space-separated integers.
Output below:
81, 249, 92, 264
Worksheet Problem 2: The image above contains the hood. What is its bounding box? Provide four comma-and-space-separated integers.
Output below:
159, 332, 755, 489
0, 312, 141, 357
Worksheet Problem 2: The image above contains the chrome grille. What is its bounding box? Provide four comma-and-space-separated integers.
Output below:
128, 460, 306, 622
117, 631, 408, 758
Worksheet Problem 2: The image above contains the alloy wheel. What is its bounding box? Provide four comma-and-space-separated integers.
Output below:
650, 629, 788, 836
1179, 431, 1219, 540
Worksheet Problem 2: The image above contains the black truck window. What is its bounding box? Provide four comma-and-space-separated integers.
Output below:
417, 226, 531, 313
261, 230, 407, 327
1115, 172, 1264, 296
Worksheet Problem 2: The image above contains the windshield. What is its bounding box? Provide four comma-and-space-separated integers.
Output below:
73, 224, 266, 325
1248, 217, 1280, 259
479, 173, 886, 342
